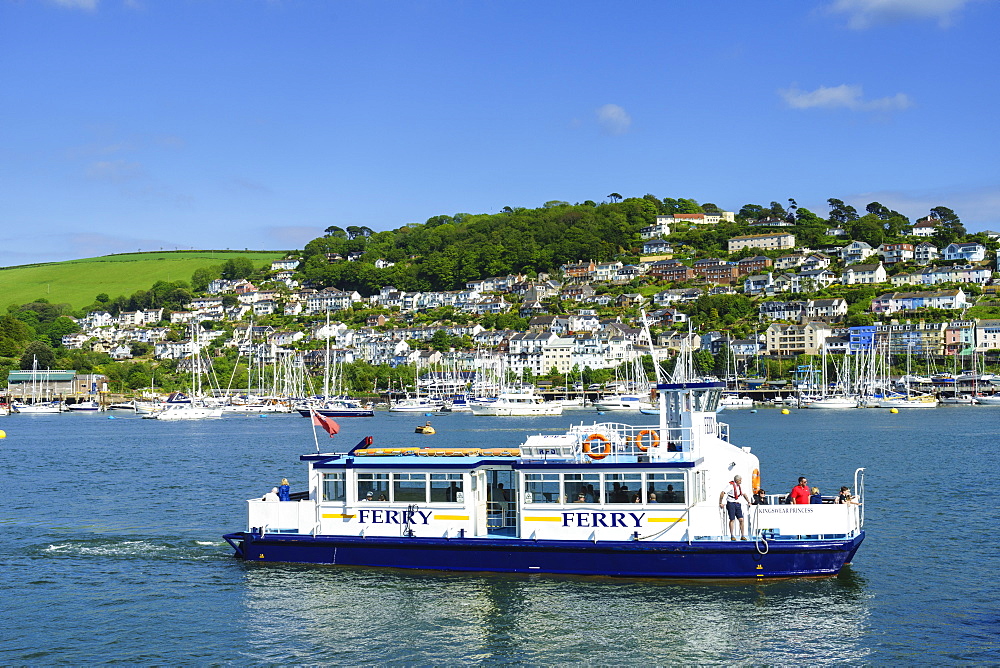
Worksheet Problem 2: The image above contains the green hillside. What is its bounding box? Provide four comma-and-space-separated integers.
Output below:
0, 250, 285, 310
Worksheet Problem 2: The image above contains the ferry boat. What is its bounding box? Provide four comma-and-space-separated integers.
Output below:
224, 381, 866, 578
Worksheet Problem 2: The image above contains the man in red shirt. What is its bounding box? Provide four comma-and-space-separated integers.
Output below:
790, 476, 811, 504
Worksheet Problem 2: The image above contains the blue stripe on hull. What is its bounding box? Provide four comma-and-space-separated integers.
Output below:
224, 531, 864, 579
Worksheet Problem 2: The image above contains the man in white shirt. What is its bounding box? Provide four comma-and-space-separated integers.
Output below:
718, 475, 752, 541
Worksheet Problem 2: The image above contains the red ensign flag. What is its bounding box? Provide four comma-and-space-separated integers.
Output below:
311, 410, 340, 437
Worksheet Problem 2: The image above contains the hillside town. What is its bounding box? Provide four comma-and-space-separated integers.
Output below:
40, 210, 1000, 395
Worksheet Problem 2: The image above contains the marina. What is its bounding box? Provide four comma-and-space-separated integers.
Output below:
1, 406, 996, 663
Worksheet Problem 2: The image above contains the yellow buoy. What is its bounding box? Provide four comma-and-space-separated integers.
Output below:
781, 409, 790, 415
0, 430, 6, 438
889, 408, 899, 413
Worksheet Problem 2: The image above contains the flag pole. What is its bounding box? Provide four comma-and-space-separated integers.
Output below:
309, 407, 321, 453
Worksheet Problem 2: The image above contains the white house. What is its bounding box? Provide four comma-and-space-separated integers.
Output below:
943, 242, 986, 263
842, 263, 887, 285
840, 241, 876, 265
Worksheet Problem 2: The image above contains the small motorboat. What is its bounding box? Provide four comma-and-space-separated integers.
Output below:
415, 421, 436, 434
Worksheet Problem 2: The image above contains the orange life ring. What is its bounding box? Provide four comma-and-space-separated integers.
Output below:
582, 433, 610, 460
634, 429, 660, 452
752, 468, 761, 492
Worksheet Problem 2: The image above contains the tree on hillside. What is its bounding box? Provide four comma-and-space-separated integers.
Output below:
20, 340, 55, 370
221, 257, 255, 281
608, 193, 622, 203
827, 198, 859, 224
929, 206, 966, 247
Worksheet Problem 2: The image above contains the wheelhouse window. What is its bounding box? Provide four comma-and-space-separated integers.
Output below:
646, 472, 685, 504
322, 472, 346, 502
564, 473, 600, 503
524, 473, 560, 503
430, 473, 464, 503
604, 473, 642, 504
357, 473, 389, 501
393, 473, 428, 503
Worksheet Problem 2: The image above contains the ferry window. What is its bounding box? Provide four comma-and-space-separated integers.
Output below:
524, 473, 560, 504
322, 473, 346, 502
646, 473, 685, 504
357, 473, 389, 502
430, 474, 464, 503
563, 473, 600, 503
604, 473, 642, 504
393, 473, 428, 503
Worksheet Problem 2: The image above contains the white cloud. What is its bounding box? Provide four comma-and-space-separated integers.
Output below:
829, 0, 973, 29
780, 84, 912, 111
50, 0, 100, 10
85, 159, 144, 182
595, 104, 632, 136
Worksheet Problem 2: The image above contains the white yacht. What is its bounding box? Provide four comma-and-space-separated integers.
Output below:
469, 391, 563, 416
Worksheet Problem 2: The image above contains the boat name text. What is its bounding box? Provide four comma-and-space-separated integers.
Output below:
562, 512, 646, 528
358, 509, 433, 525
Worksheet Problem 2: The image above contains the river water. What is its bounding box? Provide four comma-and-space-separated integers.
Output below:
1, 406, 996, 664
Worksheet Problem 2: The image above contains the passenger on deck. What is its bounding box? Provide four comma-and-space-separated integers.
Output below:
753, 488, 769, 505
262, 487, 279, 502
719, 474, 751, 540
810, 487, 823, 504
278, 478, 291, 502
790, 477, 811, 504
837, 486, 858, 504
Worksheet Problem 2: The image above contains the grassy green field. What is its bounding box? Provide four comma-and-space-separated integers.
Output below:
0, 250, 286, 311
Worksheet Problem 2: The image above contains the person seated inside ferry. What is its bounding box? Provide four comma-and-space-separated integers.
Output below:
586, 484, 597, 503
646, 475, 685, 504
575, 493, 587, 503
648, 492, 657, 503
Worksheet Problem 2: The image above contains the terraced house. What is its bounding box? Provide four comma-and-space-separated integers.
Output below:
726, 232, 795, 252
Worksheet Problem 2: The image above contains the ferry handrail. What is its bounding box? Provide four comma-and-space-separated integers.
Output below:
854, 467, 866, 528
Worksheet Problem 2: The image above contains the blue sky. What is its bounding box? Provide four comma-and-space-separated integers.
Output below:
2, 0, 997, 267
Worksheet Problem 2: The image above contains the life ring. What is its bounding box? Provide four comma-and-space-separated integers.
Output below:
752, 468, 761, 492
582, 433, 610, 460
634, 429, 660, 452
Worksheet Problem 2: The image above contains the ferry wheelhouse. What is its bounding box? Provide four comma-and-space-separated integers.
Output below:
224, 381, 865, 578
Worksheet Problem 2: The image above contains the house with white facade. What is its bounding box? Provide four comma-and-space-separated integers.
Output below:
943, 242, 986, 262
727, 232, 795, 253
806, 298, 848, 320
759, 301, 807, 322
911, 218, 938, 237
871, 289, 968, 314
914, 242, 940, 265
842, 262, 887, 285
975, 319, 1000, 352
840, 241, 876, 265
743, 273, 774, 296
877, 243, 915, 265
